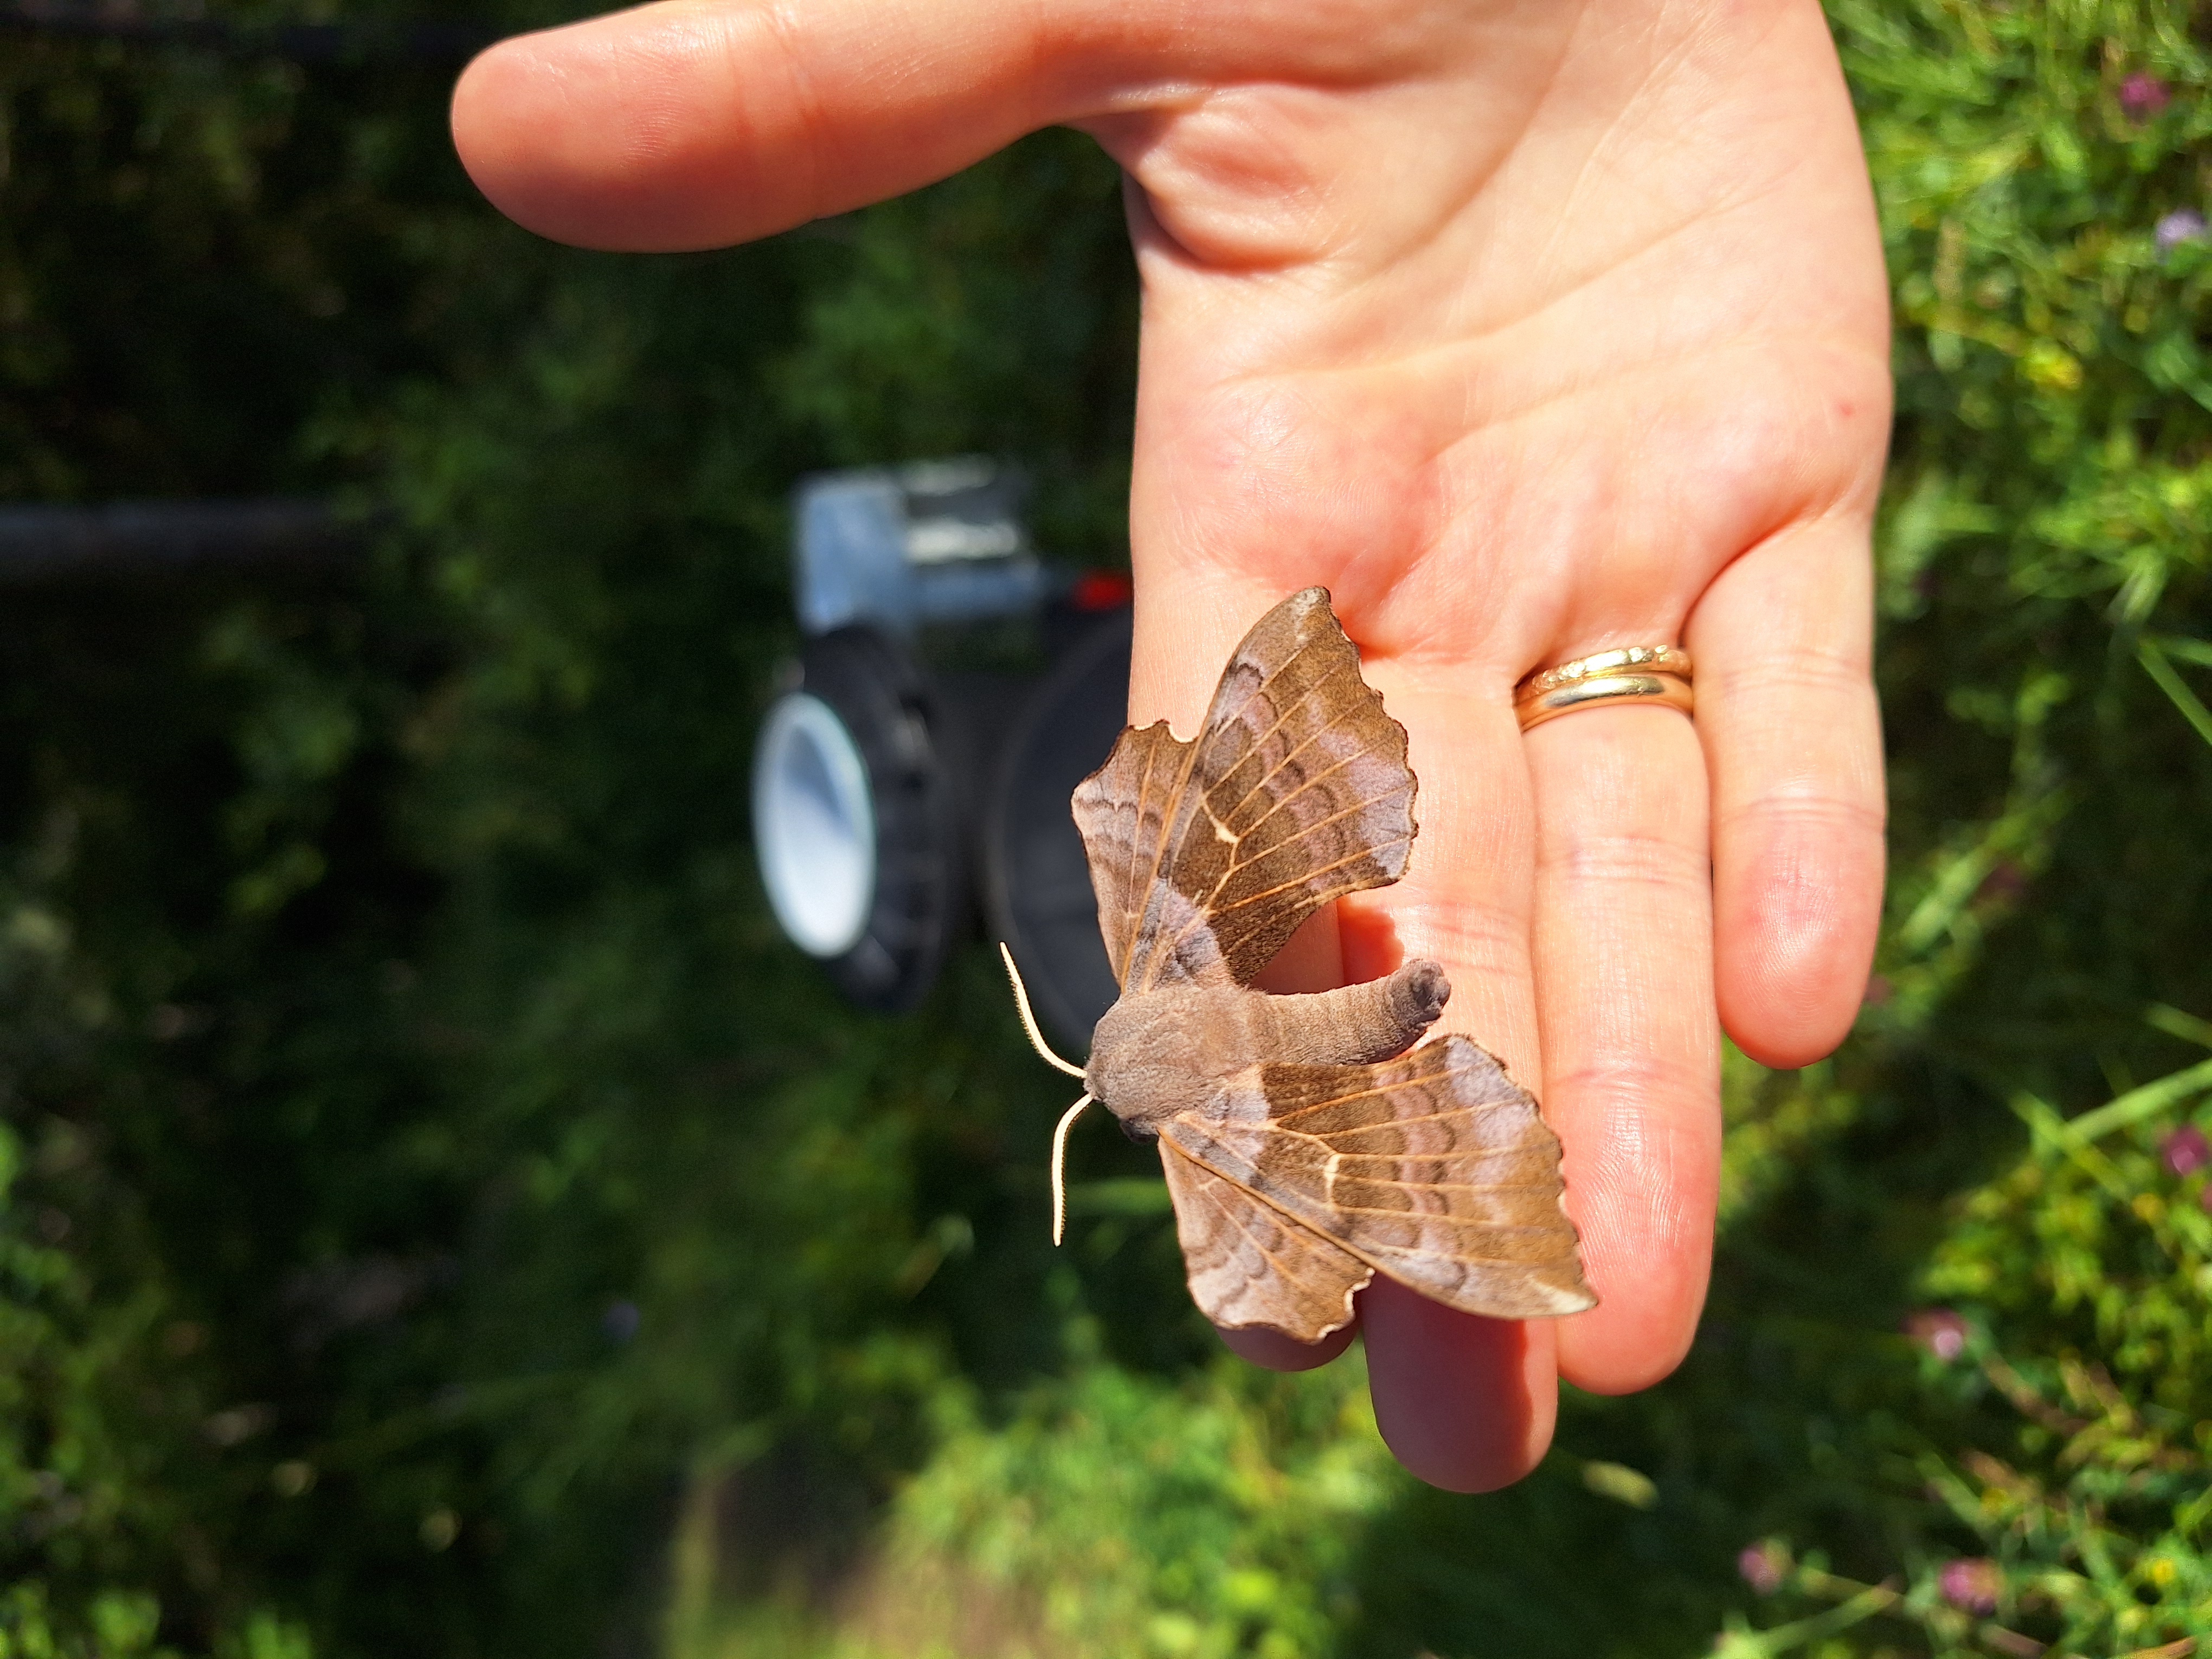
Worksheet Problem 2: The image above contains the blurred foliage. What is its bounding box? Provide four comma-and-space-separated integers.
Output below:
0, 11, 496, 500
2, 0, 2211, 1656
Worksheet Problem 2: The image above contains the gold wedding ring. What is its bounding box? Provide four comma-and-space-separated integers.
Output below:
1514, 645, 1694, 732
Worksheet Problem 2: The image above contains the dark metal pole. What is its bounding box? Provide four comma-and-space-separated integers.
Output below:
0, 500, 366, 585
0, 1, 493, 63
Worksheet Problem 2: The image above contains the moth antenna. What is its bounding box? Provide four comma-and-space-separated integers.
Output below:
999, 942, 1086, 1078
1050, 1092, 1095, 1248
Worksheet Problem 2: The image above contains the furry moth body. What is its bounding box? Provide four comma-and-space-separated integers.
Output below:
1031, 587, 1593, 1342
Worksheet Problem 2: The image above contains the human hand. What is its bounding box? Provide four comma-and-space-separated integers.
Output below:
451, 0, 1889, 1491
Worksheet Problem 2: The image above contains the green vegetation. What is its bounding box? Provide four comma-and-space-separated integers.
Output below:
2, 1, 2209, 1655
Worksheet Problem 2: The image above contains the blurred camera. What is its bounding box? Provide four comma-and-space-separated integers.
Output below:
752, 458, 1129, 1048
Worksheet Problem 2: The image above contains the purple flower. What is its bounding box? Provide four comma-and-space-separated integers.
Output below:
1939, 1557, 2003, 1615
602, 1300, 641, 1342
1738, 1541, 1789, 1596
2157, 209, 2207, 254
1976, 861, 2030, 904
1906, 1308, 1969, 1362
2121, 73, 2171, 119
2165, 1123, 2211, 1178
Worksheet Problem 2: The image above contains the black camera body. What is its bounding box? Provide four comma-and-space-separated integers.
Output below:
752, 459, 1128, 1048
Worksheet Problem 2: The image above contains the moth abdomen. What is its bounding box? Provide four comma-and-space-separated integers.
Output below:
1386, 959, 1450, 1035
1248, 959, 1452, 1068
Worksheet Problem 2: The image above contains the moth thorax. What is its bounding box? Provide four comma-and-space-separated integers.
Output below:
1084, 987, 1271, 1130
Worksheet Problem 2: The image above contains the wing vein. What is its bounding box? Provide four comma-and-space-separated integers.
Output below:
1201, 629, 1334, 740
1184, 837, 1414, 973
1202, 835, 1415, 924
1126, 731, 1206, 991
1206, 656, 1366, 821
1271, 1099, 1515, 1131
1302, 1202, 1569, 1229
1216, 744, 1374, 841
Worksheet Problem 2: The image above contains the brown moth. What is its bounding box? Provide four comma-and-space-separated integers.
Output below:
1003, 587, 1594, 1342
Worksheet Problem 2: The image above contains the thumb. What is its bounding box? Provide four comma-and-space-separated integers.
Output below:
451, 0, 1150, 250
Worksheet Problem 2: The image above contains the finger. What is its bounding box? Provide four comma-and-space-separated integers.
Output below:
1359, 1276, 1557, 1494
1688, 518, 1883, 1069
1217, 1322, 1356, 1372
1336, 677, 1558, 1490
452, 0, 1080, 249
1527, 703, 1719, 1397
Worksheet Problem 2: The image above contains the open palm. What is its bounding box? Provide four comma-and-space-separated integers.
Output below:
453, 0, 1891, 1490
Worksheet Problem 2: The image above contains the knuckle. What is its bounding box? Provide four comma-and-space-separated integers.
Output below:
1705, 643, 1873, 703
1413, 901, 1531, 982
1545, 1054, 1716, 1121
1540, 825, 1707, 893
1717, 788, 1886, 843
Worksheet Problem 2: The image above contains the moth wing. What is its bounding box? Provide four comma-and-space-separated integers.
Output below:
1159, 1140, 1373, 1342
1069, 718, 1204, 988
1158, 1036, 1594, 1322
1071, 587, 1416, 995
